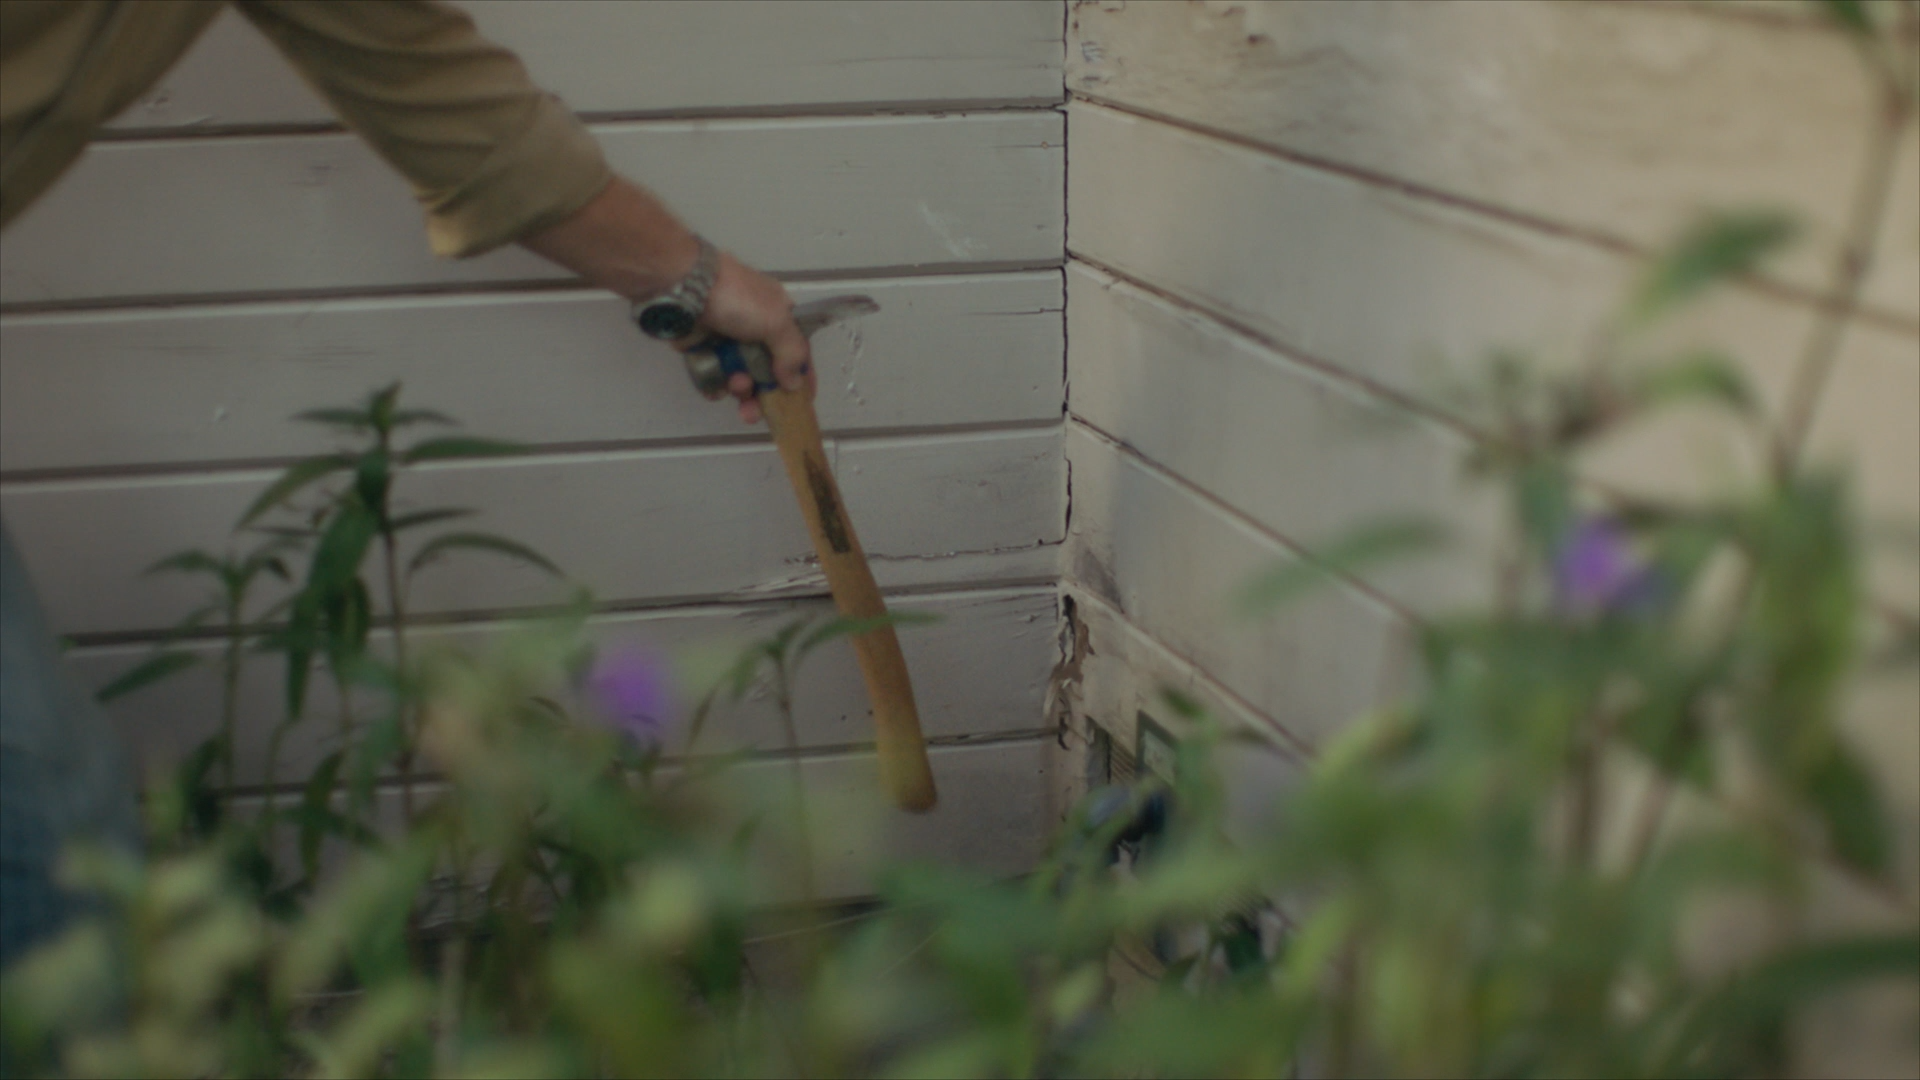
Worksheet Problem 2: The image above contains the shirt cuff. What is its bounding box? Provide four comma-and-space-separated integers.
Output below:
420, 93, 613, 259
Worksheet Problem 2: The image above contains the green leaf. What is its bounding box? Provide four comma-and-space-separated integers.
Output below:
367, 382, 402, 436
293, 407, 373, 431
1814, 0, 1876, 39
283, 594, 321, 719
308, 495, 379, 591
1516, 459, 1576, 555
1236, 518, 1444, 616
796, 609, 941, 658
353, 449, 391, 528
324, 578, 373, 670
1631, 210, 1798, 324
144, 549, 225, 577
387, 507, 475, 533
407, 531, 561, 578
297, 751, 345, 883
1664, 932, 1920, 1071
302, 979, 434, 1080
1631, 351, 1756, 415
1804, 744, 1891, 877
236, 454, 355, 528
347, 709, 406, 814
400, 436, 528, 464
388, 408, 456, 428
95, 650, 199, 704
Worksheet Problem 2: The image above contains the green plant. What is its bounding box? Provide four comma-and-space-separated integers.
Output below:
10, 2, 1916, 1075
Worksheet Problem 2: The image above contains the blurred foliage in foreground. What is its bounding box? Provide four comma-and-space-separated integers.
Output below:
5, 2, 1919, 1076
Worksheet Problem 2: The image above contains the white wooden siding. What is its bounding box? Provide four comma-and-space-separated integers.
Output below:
1059, 2, 1919, 975
0, 0, 1068, 879
253, 736, 1055, 905
2, 428, 1063, 637
1067, 263, 1494, 616
2, 113, 1063, 305
70, 587, 1057, 787
1069, 100, 1918, 609
113, 1, 1065, 132
0, 273, 1063, 473
1067, 0, 1919, 323
1064, 423, 1410, 754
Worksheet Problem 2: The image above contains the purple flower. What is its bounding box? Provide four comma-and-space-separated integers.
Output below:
1552, 516, 1663, 618
587, 646, 677, 749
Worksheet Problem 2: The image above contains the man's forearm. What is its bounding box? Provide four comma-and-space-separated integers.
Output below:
517, 173, 815, 422
518, 176, 700, 302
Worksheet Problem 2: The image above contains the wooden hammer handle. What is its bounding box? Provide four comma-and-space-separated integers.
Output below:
759, 387, 938, 812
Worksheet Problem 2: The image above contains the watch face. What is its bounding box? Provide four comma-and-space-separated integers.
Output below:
638, 302, 698, 340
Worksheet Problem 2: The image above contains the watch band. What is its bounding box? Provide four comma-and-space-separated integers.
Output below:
631, 235, 720, 340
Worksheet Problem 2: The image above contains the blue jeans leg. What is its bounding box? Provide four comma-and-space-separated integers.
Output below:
0, 521, 141, 972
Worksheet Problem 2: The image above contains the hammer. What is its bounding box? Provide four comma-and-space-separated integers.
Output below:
678, 296, 938, 812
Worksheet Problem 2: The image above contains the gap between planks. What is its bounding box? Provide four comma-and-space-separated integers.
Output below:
189, 731, 1056, 802
95, 100, 1070, 143
61, 578, 1063, 651
0, 417, 1068, 487
0, 259, 1068, 318
1065, 255, 1475, 443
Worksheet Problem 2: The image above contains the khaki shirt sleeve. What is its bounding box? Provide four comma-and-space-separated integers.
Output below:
234, 0, 612, 257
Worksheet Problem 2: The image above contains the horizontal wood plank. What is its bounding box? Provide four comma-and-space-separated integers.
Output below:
70, 587, 1056, 786
112, 1, 1064, 132
1, 428, 1066, 636
2, 113, 1064, 305
1069, 102, 1919, 605
1068, 0, 1919, 321
1064, 422, 1409, 751
245, 737, 1054, 904
1067, 262, 1495, 615
0, 272, 1064, 473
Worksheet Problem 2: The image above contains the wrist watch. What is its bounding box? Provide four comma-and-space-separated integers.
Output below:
632, 235, 720, 340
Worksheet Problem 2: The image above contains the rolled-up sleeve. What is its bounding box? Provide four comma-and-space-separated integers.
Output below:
235, 0, 612, 257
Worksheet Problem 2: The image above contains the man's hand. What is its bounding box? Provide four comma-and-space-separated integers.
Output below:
518, 176, 813, 424
685, 252, 814, 425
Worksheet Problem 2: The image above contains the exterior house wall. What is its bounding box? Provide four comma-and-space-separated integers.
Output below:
0, 1, 1069, 891
1061, 1, 1917, 1067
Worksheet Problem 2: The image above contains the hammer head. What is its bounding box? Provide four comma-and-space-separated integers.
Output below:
681, 294, 879, 400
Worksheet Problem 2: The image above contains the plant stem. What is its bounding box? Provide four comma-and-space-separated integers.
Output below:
1624, 772, 1673, 874
1772, 79, 1913, 478
220, 596, 242, 793
435, 843, 469, 1075
772, 656, 818, 904
1567, 735, 1601, 868
383, 529, 416, 827
263, 717, 293, 857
